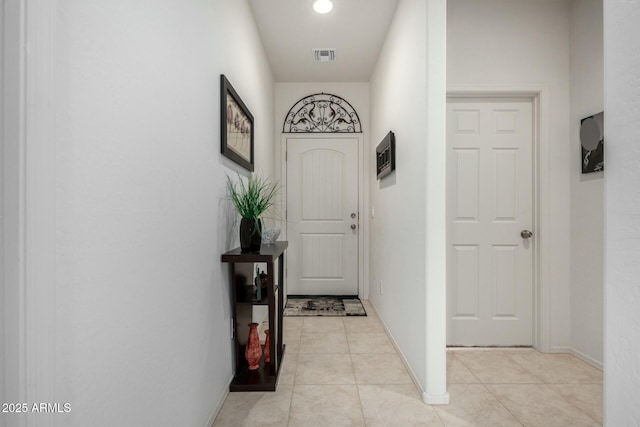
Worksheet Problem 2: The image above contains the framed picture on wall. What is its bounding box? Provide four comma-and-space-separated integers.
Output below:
376, 131, 396, 179
221, 75, 254, 171
580, 111, 604, 174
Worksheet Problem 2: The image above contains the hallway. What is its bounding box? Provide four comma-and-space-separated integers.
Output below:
213, 301, 603, 426
6, 0, 639, 424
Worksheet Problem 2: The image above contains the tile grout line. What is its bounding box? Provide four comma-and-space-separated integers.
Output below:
281, 381, 294, 427
285, 387, 293, 427
284, 318, 300, 427
500, 350, 603, 423
479, 383, 526, 427
544, 383, 603, 425
449, 350, 485, 385
431, 403, 448, 427
345, 318, 369, 426
451, 350, 528, 426
502, 351, 547, 384
342, 318, 356, 377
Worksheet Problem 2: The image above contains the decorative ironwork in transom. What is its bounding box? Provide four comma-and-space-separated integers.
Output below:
283, 93, 362, 133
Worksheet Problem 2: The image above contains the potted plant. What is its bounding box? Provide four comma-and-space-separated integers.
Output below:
227, 174, 279, 253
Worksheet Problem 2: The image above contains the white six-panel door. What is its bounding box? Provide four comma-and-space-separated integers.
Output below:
286, 137, 359, 295
447, 98, 534, 346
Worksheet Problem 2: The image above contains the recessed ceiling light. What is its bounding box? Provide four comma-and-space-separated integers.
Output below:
313, 0, 333, 14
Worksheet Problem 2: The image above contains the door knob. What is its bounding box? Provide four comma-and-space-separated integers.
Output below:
351, 224, 357, 230
521, 230, 533, 239
351, 213, 357, 219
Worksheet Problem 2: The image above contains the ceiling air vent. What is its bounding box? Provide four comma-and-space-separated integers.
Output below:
313, 48, 336, 62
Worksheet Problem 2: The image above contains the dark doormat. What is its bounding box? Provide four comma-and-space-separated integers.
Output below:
284, 296, 367, 317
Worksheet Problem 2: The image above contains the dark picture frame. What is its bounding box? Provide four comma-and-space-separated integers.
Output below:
580, 111, 604, 174
376, 131, 396, 179
221, 75, 254, 171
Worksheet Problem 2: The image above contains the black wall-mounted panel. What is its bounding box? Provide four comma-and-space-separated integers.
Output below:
376, 131, 395, 179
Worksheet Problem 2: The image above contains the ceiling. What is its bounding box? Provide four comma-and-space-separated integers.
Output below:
248, 0, 400, 82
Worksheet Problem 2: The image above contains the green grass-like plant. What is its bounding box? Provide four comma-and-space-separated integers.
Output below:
226, 174, 279, 219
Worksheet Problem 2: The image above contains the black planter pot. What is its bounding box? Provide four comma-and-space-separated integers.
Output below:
240, 218, 262, 253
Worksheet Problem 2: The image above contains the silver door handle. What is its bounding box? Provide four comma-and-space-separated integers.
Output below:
521, 230, 533, 239
351, 224, 357, 230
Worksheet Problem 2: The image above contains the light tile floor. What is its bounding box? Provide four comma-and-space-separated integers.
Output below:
213, 301, 603, 426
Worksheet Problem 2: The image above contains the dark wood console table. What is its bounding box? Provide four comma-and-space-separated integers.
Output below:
221, 241, 287, 391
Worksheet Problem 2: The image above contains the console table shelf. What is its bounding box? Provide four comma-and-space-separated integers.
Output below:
221, 241, 287, 392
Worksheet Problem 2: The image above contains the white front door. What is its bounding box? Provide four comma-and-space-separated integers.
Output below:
286, 137, 359, 295
447, 98, 534, 346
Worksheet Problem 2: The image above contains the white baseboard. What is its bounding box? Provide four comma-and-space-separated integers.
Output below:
547, 345, 571, 353
206, 375, 233, 427
365, 300, 427, 400
535, 344, 603, 370
569, 347, 603, 370
423, 391, 450, 405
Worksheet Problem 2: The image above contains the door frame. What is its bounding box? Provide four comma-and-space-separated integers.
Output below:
447, 85, 551, 352
280, 134, 367, 300
3, 0, 58, 419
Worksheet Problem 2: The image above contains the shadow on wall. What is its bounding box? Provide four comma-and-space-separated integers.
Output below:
379, 173, 397, 189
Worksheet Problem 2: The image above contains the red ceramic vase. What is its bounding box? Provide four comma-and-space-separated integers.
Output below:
263, 329, 270, 363
245, 323, 262, 370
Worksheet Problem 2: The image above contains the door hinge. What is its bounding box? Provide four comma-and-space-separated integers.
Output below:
285, 151, 288, 161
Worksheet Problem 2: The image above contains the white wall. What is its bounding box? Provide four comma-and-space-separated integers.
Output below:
370, 0, 427, 392
424, 0, 449, 404
447, 0, 572, 351
2, 0, 23, 423
604, 0, 640, 423
0, 0, 6, 422
569, 0, 603, 366
53, 1, 274, 426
